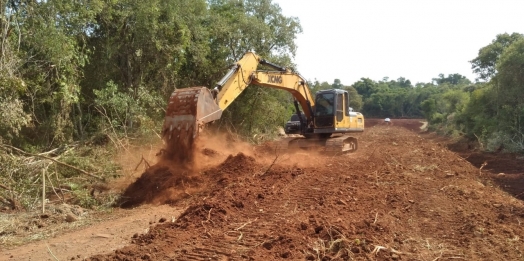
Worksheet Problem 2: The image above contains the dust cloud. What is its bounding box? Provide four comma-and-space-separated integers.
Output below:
117, 127, 271, 208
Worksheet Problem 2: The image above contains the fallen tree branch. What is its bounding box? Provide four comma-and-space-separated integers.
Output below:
235, 218, 258, 231
0, 184, 12, 191
134, 155, 151, 171
1, 144, 104, 180
513, 190, 524, 199
46, 168, 63, 202
473, 133, 484, 151
0, 196, 10, 205
479, 161, 488, 175
0, 195, 22, 210
259, 148, 281, 176
46, 243, 60, 261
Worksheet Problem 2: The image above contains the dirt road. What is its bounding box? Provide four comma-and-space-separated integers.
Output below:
1, 205, 183, 261
4, 119, 524, 260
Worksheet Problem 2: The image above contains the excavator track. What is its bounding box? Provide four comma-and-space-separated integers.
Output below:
271, 135, 358, 155
325, 135, 358, 153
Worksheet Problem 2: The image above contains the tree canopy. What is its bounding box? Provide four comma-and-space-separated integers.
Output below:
417, 33, 524, 152
0, 0, 302, 147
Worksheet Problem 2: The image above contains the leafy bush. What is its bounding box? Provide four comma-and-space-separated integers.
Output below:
0, 77, 31, 142
71, 187, 98, 209
0, 152, 39, 210
93, 81, 165, 138
219, 86, 295, 142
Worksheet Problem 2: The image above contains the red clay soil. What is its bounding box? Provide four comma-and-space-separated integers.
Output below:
425, 129, 524, 202
471, 152, 524, 200
118, 160, 203, 208
83, 119, 524, 261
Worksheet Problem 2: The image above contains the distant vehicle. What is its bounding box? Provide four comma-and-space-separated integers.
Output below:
284, 112, 306, 135
385, 118, 391, 125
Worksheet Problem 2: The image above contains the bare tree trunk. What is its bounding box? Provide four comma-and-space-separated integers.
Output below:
75, 102, 84, 139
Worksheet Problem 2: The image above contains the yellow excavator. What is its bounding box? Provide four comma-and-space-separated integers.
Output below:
162, 52, 364, 155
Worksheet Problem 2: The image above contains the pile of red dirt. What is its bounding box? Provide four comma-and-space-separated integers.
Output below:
90, 121, 524, 261
119, 160, 202, 208
119, 151, 259, 208
205, 152, 258, 176
118, 131, 200, 208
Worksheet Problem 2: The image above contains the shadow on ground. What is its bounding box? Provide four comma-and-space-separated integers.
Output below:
449, 143, 524, 200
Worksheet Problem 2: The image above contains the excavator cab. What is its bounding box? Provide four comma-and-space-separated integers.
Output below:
314, 90, 336, 127
313, 89, 364, 134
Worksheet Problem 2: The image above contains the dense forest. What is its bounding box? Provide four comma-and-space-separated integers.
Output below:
0, 0, 302, 148
1, 0, 523, 210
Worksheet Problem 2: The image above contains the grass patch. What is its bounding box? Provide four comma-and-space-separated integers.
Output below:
412, 164, 438, 172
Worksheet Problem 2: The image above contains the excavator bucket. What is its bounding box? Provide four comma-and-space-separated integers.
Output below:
161, 87, 222, 162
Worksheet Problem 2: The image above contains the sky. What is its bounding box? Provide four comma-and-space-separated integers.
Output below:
272, 0, 524, 85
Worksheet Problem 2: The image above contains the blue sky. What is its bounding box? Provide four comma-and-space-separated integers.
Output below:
272, 0, 524, 85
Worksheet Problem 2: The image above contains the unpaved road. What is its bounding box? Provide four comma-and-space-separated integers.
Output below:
2, 205, 183, 261
4, 119, 524, 261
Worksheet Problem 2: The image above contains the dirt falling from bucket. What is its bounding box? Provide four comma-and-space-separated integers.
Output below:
160, 87, 201, 166
119, 89, 202, 208
161, 121, 197, 166
119, 126, 200, 208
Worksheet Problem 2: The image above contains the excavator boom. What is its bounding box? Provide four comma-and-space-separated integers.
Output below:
214, 52, 315, 120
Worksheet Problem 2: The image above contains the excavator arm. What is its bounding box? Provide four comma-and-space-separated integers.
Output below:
162, 52, 315, 151
213, 52, 315, 120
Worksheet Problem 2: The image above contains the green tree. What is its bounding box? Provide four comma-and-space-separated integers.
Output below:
470, 32, 524, 81
352, 78, 378, 99
432, 73, 472, 85
495, 38, 524, 107
11, 0, 103, 145
420, 98, 439, 123
0, 1, 31, 142
343, 86, 363, 111
85, 0, 198, 97
459, 33, 524, 151
493, 38, 524, 150
459, 86, 495, 132
419, 33, 524, 151
393, 77, 412, 88
332, 79, 343, 89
